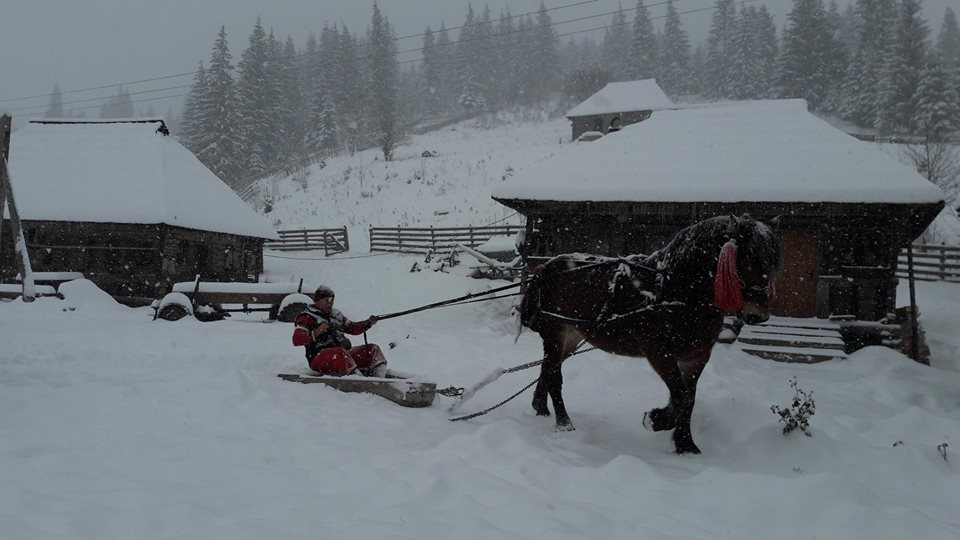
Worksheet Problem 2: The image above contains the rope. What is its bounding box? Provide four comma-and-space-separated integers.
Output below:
375, 280, 526, 321
447, 343, 596, 422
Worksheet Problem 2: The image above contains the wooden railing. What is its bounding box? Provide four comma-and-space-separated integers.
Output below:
369, 225, 523, 255
897, 244, 960, 282
264, 227, 349, 255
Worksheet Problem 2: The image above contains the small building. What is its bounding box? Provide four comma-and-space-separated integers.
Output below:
566, 79, 674, 142
493, 100, 945, 323
1, 119, 277, 305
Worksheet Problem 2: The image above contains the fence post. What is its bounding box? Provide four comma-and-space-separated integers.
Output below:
431, 227, 436, 253
398, 227, 403, 253
342, 226, 349, 252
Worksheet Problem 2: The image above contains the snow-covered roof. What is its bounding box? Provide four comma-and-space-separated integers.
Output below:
565, 80, 674, 117
494, 100, 946, 205
5, 120, 277, 239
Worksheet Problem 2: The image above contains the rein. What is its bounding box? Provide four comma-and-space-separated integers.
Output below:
375, 281, 526, 321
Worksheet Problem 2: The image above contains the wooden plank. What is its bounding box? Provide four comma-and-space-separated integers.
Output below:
277, 373, 436, 407
737, 346, 847, 364
737, 336, 846, 350
740, 326, 842, 338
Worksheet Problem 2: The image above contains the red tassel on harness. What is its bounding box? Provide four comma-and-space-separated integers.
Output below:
714, 240, 744, 313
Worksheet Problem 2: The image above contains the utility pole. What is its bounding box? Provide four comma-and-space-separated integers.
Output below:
0, 114, 35, 302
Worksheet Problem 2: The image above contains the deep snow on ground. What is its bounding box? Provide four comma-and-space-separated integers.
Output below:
2, 254, 959, 540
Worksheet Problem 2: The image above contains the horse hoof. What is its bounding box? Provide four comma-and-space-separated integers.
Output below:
556, 422, 575, 432
644, 408, 676, 432
674, 441, 702, 455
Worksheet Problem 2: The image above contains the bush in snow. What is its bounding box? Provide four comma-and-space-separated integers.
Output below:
771, 377, 816, 437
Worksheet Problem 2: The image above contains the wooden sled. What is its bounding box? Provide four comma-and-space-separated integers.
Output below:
277, 370, 437, 408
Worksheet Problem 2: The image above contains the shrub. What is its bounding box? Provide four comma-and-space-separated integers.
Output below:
771, 377, 816, 437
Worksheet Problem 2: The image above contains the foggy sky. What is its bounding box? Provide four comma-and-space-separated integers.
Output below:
1, 0, 953, 125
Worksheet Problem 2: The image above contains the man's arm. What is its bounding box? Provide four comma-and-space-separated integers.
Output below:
292, 313, 330, 346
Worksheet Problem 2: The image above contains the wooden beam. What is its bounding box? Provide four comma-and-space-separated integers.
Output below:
0, 115, 35, 302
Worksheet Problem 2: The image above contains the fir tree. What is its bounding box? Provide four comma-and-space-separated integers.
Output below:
658, 0, 691, 97
602, 4, 632, 81
199, 26, 242, 187
305, 80, 339, 155
178, 62, 208, 151
630, 0, 658, 80
778, 0, 834, 109
236, 19, 273, 177
99, 86, 134, 118
937, 8, 960, 66
368, 2, 401, 161
530, 1, 561, 105
422, 26, 442, 113
704, 0, 738, 99
45, 84, 64, 118
914, 56, 959, 140
875, 0, 930, 134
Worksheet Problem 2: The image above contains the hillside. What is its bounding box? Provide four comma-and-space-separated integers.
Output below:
253, 113, 568, 242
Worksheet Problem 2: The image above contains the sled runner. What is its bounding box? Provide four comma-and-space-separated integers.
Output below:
277, 370, 437, 408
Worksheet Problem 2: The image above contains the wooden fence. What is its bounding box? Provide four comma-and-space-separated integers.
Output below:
369, 225, 523, 255
264, 227, 349, 255
897, 244, 960, 282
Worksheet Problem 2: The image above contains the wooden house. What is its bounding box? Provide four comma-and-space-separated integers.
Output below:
566, 80, 674, 142
493, 100, 945, 325
1, 119, 277, 306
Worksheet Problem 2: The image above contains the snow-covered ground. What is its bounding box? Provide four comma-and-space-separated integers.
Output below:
1, 254, 959, 539
255, 112, 566, 239
3, 114, 960, 538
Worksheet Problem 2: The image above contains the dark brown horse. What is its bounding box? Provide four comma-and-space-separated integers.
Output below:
519, 215, 780, 454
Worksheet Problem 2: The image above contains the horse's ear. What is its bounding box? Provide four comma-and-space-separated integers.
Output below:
770, 215, 782, 227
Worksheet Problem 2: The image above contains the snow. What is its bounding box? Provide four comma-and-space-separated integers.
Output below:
565, 80, 675, 117
2, 113, 960, 539
494, 100, 947, 205
2, 254, 959, 539
5, 121, 277, 239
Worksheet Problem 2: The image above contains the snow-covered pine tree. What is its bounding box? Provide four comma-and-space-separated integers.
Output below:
99, 86, 134, 118
778, 0, 834, 109
529, 1, 561, 105
334, 25, 365, 154
455, 4, 488, 112
421, 26, 442, 114
819, 0, 853, 113
44, 84, 64, 118
913, 56, 959, 140
236, 19, 273, 178
434, 23, 457, 115
704, 0, 738, 100
875, 0, 930, 134
199, 26, 243, 187
730, 6, 759, 100
494, 9, 519, 107
938, 8, 960, 66
602, 5, 632, 81
275, 35, 303, 164
304, 79, 339, 156
842, 0, 897, 129
658, 0, 691, 97
178, 63, 207, 150
630, 0, 658, 81
367, 2, 401, 161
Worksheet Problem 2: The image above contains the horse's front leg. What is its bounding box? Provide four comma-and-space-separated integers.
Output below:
532, 327, 578, 430
644, 351, 701, 454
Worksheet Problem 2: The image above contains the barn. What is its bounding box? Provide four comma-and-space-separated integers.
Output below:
566, 79, 674, 142
1, 119, 277, 306
493, 100, 945, 327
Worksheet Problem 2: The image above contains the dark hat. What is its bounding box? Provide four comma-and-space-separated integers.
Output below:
314, 285, 336, 301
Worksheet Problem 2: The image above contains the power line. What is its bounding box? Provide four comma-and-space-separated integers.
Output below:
0, 0, 604, 106
17, 0, 730, 116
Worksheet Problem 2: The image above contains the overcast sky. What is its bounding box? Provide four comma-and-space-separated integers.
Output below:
1, 0, 953, 125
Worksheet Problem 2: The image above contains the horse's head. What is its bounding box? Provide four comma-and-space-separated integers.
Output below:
714, 215, 781, 324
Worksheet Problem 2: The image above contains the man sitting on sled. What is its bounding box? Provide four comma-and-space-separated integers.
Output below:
292, 285, 387, 377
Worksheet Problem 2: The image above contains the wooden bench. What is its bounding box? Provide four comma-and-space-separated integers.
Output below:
156, 277, 314, 322
0, 283, 60, 300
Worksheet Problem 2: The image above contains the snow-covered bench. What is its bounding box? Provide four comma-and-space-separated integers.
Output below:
155, 278, 314, 322
0, 283, 60, 300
